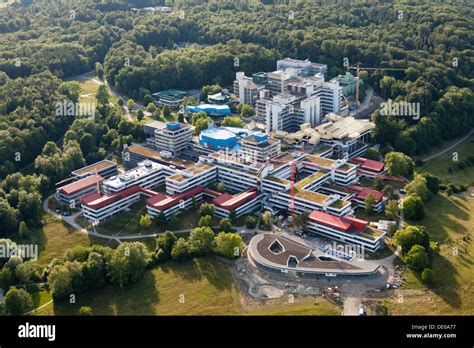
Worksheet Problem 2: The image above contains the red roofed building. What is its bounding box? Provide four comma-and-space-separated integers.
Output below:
81, 185, 157, 222
307, 210, 386, 251
213, 188, 260, 218
146, 186, 260, 219
56, 174, 103, 207
146, 186, 220, 218
351, 157, 386, 177
346, 185, 386, 213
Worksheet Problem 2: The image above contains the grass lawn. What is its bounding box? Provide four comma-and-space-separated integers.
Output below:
31, 289, 53, 309
30, 215, 91, 267
386, 193, 474, 315
95, 202, 221, 237
418, 136, 474, 186
95, 199, 147, 236
34, 257, 340, 316
26, 212, 118, 267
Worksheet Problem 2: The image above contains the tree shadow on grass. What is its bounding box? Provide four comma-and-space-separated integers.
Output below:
414, 194, 470, 242
51, 271, 160, 315
159, 257, 233, 291
198, 256, 233, 291
421, 251, 462, 309
159, 259, 203, 283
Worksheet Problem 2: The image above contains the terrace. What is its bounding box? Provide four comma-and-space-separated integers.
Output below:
72, 160, 116, 176
293, 188, 328, 204
265, 175, 291, 185
294, 171, 327, 189
126, 144, 194, 169
167, 163, 214, 182
356, 226, 386, 241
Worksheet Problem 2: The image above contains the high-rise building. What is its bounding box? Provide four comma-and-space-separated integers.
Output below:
255, 90, 321, 133
315, 79, 343, 114
276, 58, 328, 76
241, 132, 281, 163
234, 59, 342, 132
144, 121, 193, 156
233, 72, 266, 107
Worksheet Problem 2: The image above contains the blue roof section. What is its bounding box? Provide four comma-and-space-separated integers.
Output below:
186, 104, 231, 116
166, 122, 180, 130
254, 133, 269, 143
223, 127, 258, 138
199, 128, 237, 150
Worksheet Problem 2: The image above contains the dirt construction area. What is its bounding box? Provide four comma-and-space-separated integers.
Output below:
232, 233, 401, 315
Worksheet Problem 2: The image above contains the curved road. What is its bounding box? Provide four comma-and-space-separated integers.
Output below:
422, 128, 473, 162
43, 195, 259, 242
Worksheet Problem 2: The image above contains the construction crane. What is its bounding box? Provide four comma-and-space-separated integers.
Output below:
349, 63, 406, 109
268, 157, 344, 217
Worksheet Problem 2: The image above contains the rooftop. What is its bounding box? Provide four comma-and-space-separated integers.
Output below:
209, 152, 265, 171
212, 188, 258, 210
249, 233, 368, 273
309, 210, 385, 241
167, 163, 214, 182
71, 160, 116, 177
295, 171, 327, 189
303, 154, 356, 172
315, 116, 375, 141
104, 160, 162, 189
57, 174, 103, 195
146, 186, 219, 211
242, 133, 280, 147
126, 144, 194, 169
152, 89, 186, 98
351, 157, 385, 172
200, 128, 236, 141
82, 185, 157, 210
347, 185, 384, 202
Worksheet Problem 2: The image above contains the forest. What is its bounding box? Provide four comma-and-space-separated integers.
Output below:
0, 0, 472, 237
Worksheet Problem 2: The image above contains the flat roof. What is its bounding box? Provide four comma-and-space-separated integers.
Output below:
309, 210, 384, 240
293, 188, 328, 204
167, 163, 214, 182
104, 161, 162, 189
295, 171, 327, 189
146, 186, 220, 211
315, 116, 375, 141
82, 185, 157, 210
347, 185, 383, 202
303, 154, 356, 172
201, 128, 236, 140
242, 133, 280, 147
71, 160, 116, 177
351, 157, 385, 172
209, 152, 265, 170
212, 188, 258, 210
57, 174, 103, 195
152, 89, 186, 97
126, 144, 194, 169
249, 233, 367, 272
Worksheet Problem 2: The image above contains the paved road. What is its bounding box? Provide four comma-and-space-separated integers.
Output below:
43, 195, 261, 242
24, 300, 54, 315
422, 128, 473, 162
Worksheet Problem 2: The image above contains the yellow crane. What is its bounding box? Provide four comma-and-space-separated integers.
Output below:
349, 63, 406, 109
